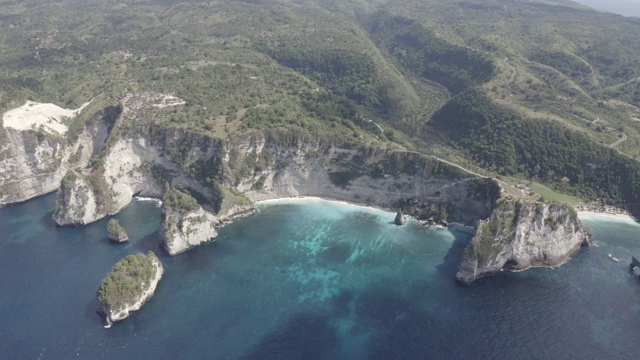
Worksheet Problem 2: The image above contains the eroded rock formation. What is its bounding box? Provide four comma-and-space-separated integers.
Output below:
456, 201, 594, 284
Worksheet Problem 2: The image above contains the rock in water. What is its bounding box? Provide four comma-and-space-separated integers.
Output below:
97, 252, 163, 326
456, 201, 593, 284
107, 219, 129, 242
395, 210, 405, 225
159, 187, 218, 256
159, 186, 254, 256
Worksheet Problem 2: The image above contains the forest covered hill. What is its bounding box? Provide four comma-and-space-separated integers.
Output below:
2, 0, 640, 214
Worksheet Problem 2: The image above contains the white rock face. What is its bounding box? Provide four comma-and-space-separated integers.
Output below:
51, 136, 166, 226
240, 142, 492, 224
101, 259, 163, 325
0, 108, 111, 206
160, 206, 218, 256
100, 137, 165, 211
160, 202, 253, 256
51, 172, 99, 226
41, 113, 495, 233
456, 202, 594, 284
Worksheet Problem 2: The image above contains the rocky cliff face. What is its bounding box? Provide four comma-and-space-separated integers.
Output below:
51, 123, 498, 227
0, 108, 115, 206
52, 170, 103, 226
160, 205, 217, 256
456, 201, 594, 284
160, 196, 253, 256
107, 219, 129, 242
47, 125, 498, 253
1, 96, 499, 251
236, 137, 498, 225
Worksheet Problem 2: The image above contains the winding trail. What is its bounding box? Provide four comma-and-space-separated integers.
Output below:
503, 58, 627, 148
538, 100, 627, 148
432, 156, 488, 178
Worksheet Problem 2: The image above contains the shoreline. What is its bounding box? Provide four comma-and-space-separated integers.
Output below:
577, 211, 639, 223
255, 196, 397, 215
255, 196, 476, 231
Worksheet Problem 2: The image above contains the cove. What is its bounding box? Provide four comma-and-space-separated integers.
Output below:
1, 193, 640, 359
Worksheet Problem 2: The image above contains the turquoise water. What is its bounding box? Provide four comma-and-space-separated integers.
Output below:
1, 194, 640, 359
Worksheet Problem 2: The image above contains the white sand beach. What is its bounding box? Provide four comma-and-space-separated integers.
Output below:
577, 211, 638, 222
256, 196, 396, 215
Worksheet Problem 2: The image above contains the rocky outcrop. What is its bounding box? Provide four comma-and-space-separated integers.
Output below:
97, 252, 163, 326
394, 210, 405, 225
160, 204, 217, 256
107, 219, 129, 242
0, 106, 116, 206
52, 170, 104, 226
456, 201, 594, 284
159, 187, 254, 255
238, 138, 499, 225
50, 121, 498, 228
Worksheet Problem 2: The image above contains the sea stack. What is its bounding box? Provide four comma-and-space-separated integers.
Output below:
160, 187, 218, 256
107, 219, 129, 242
394, 210, 405, 225
456, 201, 593, 284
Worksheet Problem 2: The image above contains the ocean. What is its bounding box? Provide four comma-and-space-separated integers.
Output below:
1, 193, 639, 359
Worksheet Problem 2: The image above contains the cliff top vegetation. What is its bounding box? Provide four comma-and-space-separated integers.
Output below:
163, 187, 199, 215
97, 252, 160, 311
3, 0, 640, 215
107, 219, 127, 238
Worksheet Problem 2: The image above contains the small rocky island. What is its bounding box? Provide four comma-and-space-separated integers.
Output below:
97, 252, 163, 326
107, 219, 128, 242
456, 201, 594, 284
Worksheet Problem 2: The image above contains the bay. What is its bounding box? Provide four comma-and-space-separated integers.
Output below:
1, 194, 640, 359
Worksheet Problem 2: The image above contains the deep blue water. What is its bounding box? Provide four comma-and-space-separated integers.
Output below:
1, 194, 640, 359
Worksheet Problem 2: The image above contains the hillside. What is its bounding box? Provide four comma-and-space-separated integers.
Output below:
2, 0, 640, 215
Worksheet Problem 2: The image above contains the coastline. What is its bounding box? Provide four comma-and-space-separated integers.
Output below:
577, 211, 639, 223
256, 196, 473, 231
255, 196, 397, 216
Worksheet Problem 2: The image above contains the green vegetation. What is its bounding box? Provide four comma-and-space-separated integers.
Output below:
163, 187, 199, 215
4, 0, 640, 218
369, 11, 495, 95
97, 252, 159, 311
107, 219, 128, 241
474, 222, 504, 264
394, 198, 454, 223
430, 90, 640, 216
500, 176, 584, 205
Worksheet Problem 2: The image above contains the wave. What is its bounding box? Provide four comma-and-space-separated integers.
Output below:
134, 196, 163, 206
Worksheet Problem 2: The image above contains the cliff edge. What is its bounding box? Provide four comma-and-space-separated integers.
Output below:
159, 186, 253, 255
456, 201, 594, 284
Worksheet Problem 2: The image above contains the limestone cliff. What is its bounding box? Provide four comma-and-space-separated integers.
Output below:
159, 187, 253, 255
52, 121, 497, 228
456, 201, 594, 284
52, 170, 105, 226
0, 107, 116, 206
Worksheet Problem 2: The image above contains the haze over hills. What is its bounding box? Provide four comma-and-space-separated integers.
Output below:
1, 0, 640, 215
571, 0, 640, 18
